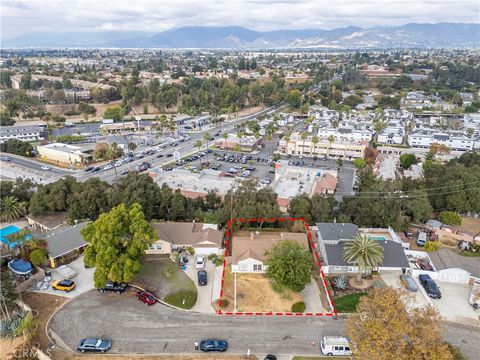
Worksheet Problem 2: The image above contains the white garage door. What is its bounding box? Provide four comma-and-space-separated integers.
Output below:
195, 247, 222, 256
437, 268, 470, 284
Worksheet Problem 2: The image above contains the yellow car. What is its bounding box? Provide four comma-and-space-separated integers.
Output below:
52, 279, 76, 292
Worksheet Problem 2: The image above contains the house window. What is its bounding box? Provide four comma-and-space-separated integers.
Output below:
253, 264, 262, 271
149, 243, 162, 250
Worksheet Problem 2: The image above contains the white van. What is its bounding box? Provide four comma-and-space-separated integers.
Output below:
320, 336, 352, 356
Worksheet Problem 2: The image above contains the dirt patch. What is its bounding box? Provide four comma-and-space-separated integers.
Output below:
21, 292, 67, 359
458, 217, 480, 235
0, 337, 26, 360
219, 267, 302, 312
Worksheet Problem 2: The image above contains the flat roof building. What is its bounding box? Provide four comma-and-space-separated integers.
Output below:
37, 142, 92, 165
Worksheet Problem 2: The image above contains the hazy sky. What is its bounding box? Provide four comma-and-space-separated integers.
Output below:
1, 0, 479, 38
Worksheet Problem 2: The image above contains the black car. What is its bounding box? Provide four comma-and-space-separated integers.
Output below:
77, 338, 111, 353
418, 274, 441, 299
98, 281, 128, 294
199, 339, 227, 352
84, 166, 94, 172
92, 167, 101, 172
264, 356, 277, 360
198, 270, 207, 286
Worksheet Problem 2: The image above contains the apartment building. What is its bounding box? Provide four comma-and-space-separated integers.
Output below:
317, 126, 373, 143
0, 125, 46, 144
408, 130, 475, 151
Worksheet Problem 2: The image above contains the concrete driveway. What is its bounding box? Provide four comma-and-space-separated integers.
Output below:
29, 256, 94, 299
301, 281, 327, 313
381, 271, 430, 309
434, 281, 480, 325
185, 255, 216, 313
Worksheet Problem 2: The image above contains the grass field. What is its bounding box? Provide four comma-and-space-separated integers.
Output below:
134, 258, 197, 309
333, 292, 367, 313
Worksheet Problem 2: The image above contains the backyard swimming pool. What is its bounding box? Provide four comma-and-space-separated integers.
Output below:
369, 236, 388, 241
0, 225, 32, 248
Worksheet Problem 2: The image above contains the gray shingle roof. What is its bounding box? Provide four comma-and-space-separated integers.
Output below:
324, 240, 409, 268
428, 248, 480, 278
39, 222, 88, 259
316, 223, 359, 241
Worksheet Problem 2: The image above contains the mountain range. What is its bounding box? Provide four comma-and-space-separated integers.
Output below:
3, 23, 479, 49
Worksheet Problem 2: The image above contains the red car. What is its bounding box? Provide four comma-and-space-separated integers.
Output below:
136, 290, 156, 305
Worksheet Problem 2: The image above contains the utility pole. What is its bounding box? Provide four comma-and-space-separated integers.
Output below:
234, 270, 237, 312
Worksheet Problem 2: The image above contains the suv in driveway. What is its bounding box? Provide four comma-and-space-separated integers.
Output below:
98, 281, 128, 294
418, 274, 441, 299
198, 270, 207, 286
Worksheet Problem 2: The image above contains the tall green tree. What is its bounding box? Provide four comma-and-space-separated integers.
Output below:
342, 234, 384, 285
82, 203, 157, 288
67, 178, 113, 221
265, 240, 313, 292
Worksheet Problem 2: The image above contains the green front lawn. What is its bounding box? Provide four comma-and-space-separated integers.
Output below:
134, 258, 198, 309
333, 292, 367, 313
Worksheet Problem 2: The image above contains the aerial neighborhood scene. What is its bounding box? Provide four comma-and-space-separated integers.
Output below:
1, 0, 480, 359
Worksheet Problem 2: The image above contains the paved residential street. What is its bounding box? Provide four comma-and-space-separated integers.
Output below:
50, 290, 480, 358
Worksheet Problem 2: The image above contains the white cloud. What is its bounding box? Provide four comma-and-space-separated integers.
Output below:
1, 0, 479, 38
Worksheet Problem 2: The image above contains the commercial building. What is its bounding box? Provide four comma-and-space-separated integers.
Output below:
278, 132, 367, 159
37, 143, 92, 165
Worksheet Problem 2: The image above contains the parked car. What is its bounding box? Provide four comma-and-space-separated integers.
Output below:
120, 169, 129, 175
1, 156, 11, 161
400, 274, 418, 292
417, 232, 427, 246
199, 339, 227, 352
264, 356, 277, 360
92, 167, 101, 172
103, 164, 113, 171
84, 166, 94, 172
320, 336, 352, 356
52, 279, 76, 292
418, 274, 441, 299
77, 338, 111, 353
195, 255, 206, 269
197, 270, 207, 286
98, 281, 128, 294
41, 166, 51, 171
136, 290, 157, 305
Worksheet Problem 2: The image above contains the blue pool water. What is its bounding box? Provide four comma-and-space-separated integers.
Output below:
369, 236, 387, 241
0, 225, 32, 248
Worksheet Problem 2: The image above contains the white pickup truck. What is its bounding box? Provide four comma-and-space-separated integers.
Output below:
469, 279, 480, 309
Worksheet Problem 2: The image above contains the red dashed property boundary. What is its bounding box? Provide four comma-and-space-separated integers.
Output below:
217, 217, 337, 317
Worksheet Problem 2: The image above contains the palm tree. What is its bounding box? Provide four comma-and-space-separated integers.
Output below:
203, 132, 210, 163
195, 140, 202, 161
311, 136, 319, 157
222, 133, 229, 150
327, 135, 335, 158
342, 234, 384, 285
1, 196, 24, 222
14, 312, 37, 343
300, 131, 308, 156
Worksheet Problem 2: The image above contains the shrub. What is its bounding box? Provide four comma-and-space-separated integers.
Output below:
438, 211, 462, 226
424, 241, 441, 252
207, 253, 224, 266
219, 299, 229, 308
164, 289, 197, 309
332, 274, 348, 289
291, 301, 306, 313
29, 249, 47, 266
186, 246, 195, 255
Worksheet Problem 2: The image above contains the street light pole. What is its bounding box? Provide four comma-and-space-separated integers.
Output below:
234, 270, 237, 312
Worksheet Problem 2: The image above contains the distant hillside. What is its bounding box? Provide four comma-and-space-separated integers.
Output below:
3, 23, 479, 48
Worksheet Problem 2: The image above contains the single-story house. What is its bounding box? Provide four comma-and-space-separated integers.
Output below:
37, 222, 88, 268
150, 222, 223, 256
426, 219, 442, 230
428, 248, 480, 284
231, 231, 308, 273
26, 212, 68, 232
316, 222, 409, 274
